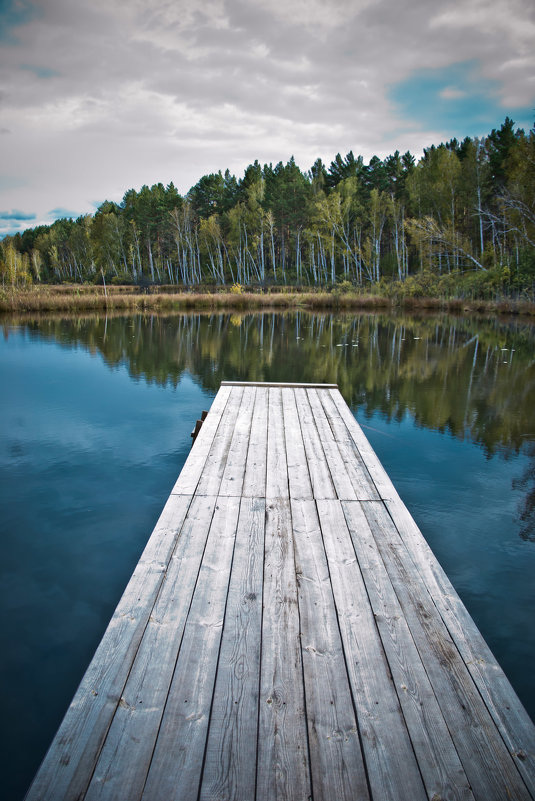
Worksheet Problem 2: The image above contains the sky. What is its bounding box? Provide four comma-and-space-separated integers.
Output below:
0, 0, 534, 237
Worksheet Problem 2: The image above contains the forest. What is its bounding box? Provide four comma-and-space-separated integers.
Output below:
1, 117, 534, 298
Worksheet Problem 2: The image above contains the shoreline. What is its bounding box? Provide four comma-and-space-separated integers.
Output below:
1, 285, 535, 318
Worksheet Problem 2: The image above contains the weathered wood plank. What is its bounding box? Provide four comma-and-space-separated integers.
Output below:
291, 498, 370, 801
328, 388, 395, 500
222, 381, 338, 388
341, 501, 474, 801
293, 388, 336, 499
219, 386, 256, 496
242, 386, 268, 498
318, 388, 380, 500
25, 492, 193, 801
26, 382, 535, 801
329, 385, 535, 792
307, 388, 357, 500
384, 494, 535, 794
266, 387, 289, 500
83, 494, 219, 801
172, 384, 231, 495
199, 497, 265, 801
282, 388, 313, 500
257, 499, 310, 801
316, 498, 427, 801
361, 499, 532, 801
196, 386, 244, 496
140, 496, 241, 801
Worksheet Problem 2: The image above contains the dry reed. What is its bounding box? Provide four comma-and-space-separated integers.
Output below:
1, 285, 534, 317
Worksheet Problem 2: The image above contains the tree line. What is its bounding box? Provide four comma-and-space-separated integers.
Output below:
2, 117, 534, 296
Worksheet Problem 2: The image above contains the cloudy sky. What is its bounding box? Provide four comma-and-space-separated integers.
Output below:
1, 0, 534, 236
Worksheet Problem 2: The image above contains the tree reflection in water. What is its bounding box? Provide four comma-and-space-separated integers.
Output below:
5, 309, 535, 540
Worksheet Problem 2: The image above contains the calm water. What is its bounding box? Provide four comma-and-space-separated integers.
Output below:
1, 310, 535, 800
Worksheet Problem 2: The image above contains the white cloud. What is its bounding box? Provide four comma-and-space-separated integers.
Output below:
246, 0, 377, 29
0, 0, 533, 227
430, 0, 535, 106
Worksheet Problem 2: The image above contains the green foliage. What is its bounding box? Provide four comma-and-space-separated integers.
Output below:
396, 271, 442, 298
5, 119, 535, 298
333, 279, 354, 294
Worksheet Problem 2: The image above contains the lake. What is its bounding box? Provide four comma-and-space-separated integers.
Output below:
1, 309, 535, 800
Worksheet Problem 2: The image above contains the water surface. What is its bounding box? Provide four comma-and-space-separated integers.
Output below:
1, 311, 534, 799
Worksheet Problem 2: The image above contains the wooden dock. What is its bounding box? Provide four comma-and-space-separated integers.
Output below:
26, 382, 535, 801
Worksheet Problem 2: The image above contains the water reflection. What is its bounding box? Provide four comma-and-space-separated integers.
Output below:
2, 309, 535, 800
7, 311, 535, 440
5, 310, 535, 540
514, 442, 535, 542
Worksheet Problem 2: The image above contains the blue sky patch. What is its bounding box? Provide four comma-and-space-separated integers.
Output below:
20, 63, 59, 79
48, 207, 78, 220
0, 209, 36, 221
389, 60, 533, 140
0, 0, 40, 44
0, 209, 37, 238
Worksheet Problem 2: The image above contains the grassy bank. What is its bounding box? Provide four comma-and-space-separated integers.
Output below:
1, 284, 535, 317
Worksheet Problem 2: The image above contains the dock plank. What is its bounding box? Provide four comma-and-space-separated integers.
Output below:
141, 496, 241, 801
384, 494, 535, 794
26, 381, 535, 801
196, 386, 244, 496
84, 494, 219, 801
257, 499, 310, 801
242, 386, 268, 498
200, 496, 265, 801
342, 500, 474, 801
172, 385, 231, 495
329, 383, 535, 792
292, 498, 370, 801
328, 387, 395, 500
282, 388, 313, 500
362, 499, 532, 801
25, 492, 193, 801
294, 388, 336, 499
219, 386, 256, 496
318, 388, 380, 500
316, 498, 428, 801
307, 388, 358, 500
266, 387, 289, 500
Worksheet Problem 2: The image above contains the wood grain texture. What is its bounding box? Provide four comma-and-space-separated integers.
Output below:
27, 383, 535, 801
242, 386, 268, 498
257, 499, 311, 801
291, 498, 370, 801
266, 387, 289, 500
84, 494, 219, 801
384, 495, 535, 795
342, 500, 474, 801
200, 497, 265, 801
362, 499, 532, 801
307, 388, 357, 500
196, 386, 244, 496
316, 498, 428, 801
219, 386, 256, 496
293, 388, 336, 499
330, 385, 535, 794
328, 388, 395, 500
172, 385, 231, 495
141, 496, 241, 801
25, 492, 193, 801
318, 389, 379, 500
282, 388, 313, 500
